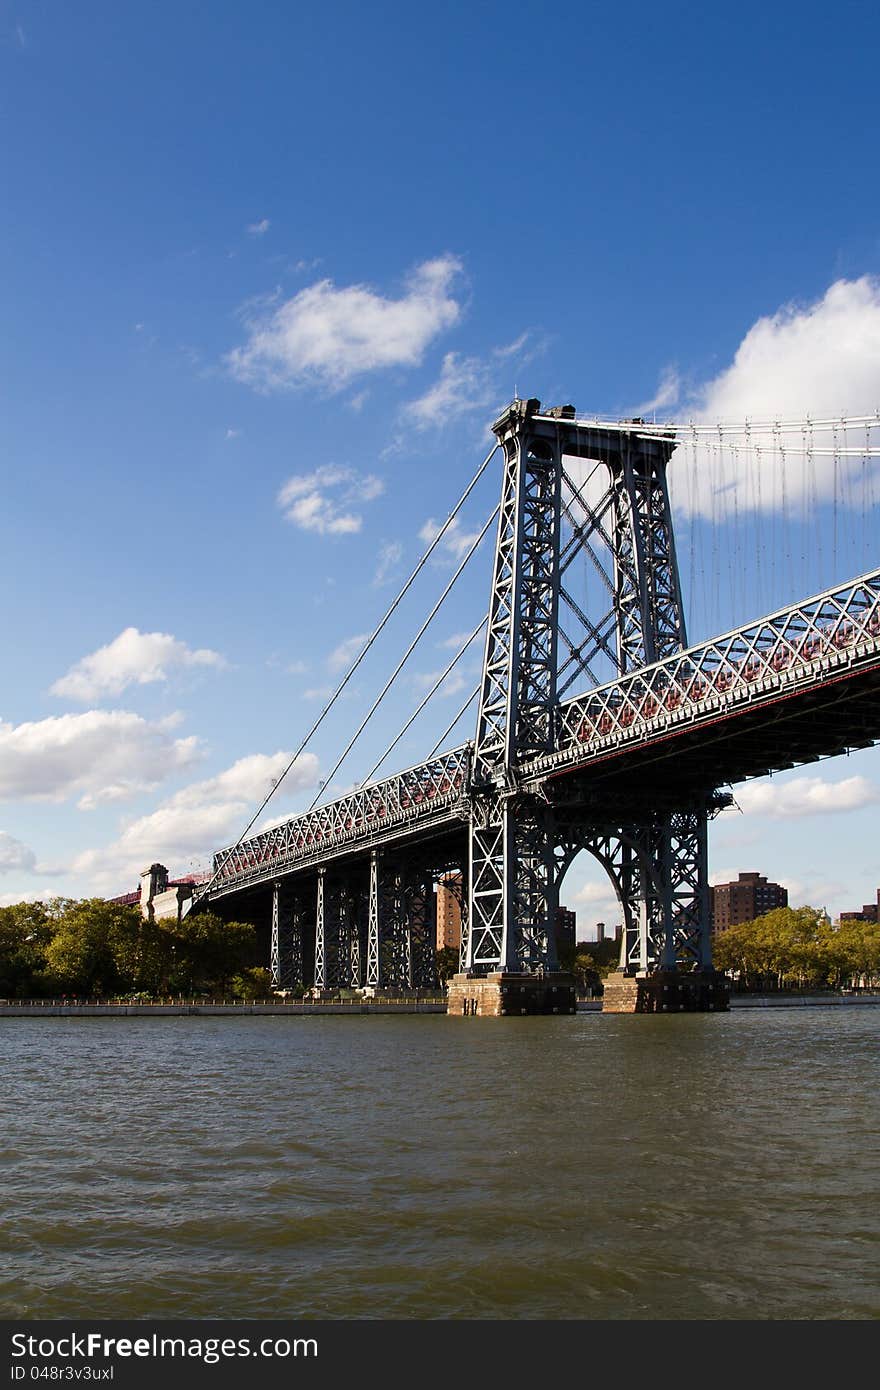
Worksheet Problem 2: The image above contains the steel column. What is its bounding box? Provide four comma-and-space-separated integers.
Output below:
315, 870, 326, 990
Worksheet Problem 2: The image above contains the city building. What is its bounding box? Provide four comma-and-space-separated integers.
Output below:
712, 871, 788, 932
555, 905, 576, 953
839, 889, 879, 924
436, 873, 463, 951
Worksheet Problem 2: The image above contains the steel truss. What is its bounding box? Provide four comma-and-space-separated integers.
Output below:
270, 880, 306, 991
314, 870, 364, 989
211, 745, 470, 895
535, 569, 880, 781
371, 856, 438, 990
467, 401, 699, 975
468, 401, 563, 971
205, 398, 880, 989
307, 854, 443, 992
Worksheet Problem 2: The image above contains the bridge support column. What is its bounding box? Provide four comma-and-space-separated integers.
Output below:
348, 881, 364, 989
270, 880, 305, 993
270, 881, 282, 989
468, 797, 561, 974
366, 852, 380, 988
315, 870, 326, 990
404, 865, 438, 988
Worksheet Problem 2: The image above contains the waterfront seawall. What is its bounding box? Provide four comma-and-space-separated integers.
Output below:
0, 999, 448, 1017
2, 992, 879, 1017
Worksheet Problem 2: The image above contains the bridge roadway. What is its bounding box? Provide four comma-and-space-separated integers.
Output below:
205, 567, 880, 907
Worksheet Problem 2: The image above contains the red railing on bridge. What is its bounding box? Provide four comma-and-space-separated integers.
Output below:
538, 568, 880, 774
211, 745, 471, 890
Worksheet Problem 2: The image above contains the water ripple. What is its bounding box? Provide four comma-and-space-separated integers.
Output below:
1, 1011, 878, 1318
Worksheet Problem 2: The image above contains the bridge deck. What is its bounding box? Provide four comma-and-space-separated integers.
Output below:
206, 568, 880, 901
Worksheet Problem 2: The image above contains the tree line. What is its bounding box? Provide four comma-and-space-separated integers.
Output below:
712, 906, 880, 991
4, 897, 877, 1001
0, 898, 269, 1000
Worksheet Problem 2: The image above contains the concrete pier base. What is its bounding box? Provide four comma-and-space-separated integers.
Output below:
602, 969, 729, 1014
447, 971, 577, 1017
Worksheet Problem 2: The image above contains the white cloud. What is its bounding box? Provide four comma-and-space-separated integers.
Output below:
0, 711, 202, 807
0, 888, 61, 908
302, 685, 333, 702
438, 630, 477, 650
571, 880, 617, 908
247, 218, 271, 236
668, 276, 880, 518
277, 464, 384, 535
0, 832, 36, 875
563, 878, 621, 936
51, 628, 225, 703
72, 750, 320, 892
418, 516, 484, 561
635, 365, 681, 417
327, 633, 369, 673
402, 335, 532, 431
730, 774, 879, 819
227, 255, 463, 392
373, 540, 403, 586
403, 351, 497, 430
413, 669, 467, 699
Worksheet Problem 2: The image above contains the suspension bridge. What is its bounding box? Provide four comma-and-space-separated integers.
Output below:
192, 398, 880, 1015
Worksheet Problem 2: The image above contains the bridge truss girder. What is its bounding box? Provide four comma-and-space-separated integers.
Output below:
270, 879, 307, 992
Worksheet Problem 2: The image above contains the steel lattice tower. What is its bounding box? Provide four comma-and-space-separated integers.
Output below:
465, 398, 715, 980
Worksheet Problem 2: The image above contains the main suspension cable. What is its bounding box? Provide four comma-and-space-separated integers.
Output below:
307, 503, 499, 810
360, 620, 486, 785
195, 443, 500, 897
427, 684, 481, 759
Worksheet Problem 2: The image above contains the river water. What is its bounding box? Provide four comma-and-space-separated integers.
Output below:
2, 1010, 878, 1320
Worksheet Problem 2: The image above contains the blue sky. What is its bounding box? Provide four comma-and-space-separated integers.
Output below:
2, 0, 880, 933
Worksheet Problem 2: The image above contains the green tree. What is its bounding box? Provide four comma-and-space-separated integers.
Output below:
0, 901, 54, 997
715, 906, 842, 991
165, 912, 258, 995
43, 899, 145, 996
231, 966, 273, 1000
434, 946, 459, 985
831, 919, 880, 989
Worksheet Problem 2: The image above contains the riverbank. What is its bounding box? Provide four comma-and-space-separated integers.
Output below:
2, 992, 879, 1016
729, 991, 880, 1008
0, 997, 448, 1016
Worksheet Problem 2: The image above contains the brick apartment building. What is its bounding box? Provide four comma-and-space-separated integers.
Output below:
435, 873, 463, 951
839, 889, 880, 924
712, 871, 788, 932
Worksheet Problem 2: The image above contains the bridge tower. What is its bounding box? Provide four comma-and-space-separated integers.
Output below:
449, 398, 726, 1016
